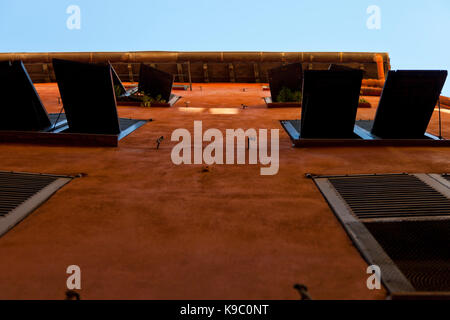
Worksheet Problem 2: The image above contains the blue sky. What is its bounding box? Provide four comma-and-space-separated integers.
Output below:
1, 0, 449, 95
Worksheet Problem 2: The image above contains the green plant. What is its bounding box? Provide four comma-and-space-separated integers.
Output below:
276, 87, 302, 103
359, 97, 369, 104
140, 92, 166, 107
116, 88, 167, 107
114, 85, 125, 98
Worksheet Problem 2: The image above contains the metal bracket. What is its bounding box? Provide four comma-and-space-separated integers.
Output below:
253, 63, 260, 83
228, 63, 236, 83
177, 63, 185, 82
42, 63, 51, 83
127, 63, 134, 83
203, 63, 209, 83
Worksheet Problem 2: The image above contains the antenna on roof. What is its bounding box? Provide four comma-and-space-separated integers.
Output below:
438, 97, 443, 140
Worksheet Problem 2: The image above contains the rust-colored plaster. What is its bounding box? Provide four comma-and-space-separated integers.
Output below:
0, 83, 449, 300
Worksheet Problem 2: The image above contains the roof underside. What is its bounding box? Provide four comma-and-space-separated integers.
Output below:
0, 51, 390, 83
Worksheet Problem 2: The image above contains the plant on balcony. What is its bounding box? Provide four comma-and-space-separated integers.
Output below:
359, 97, 369, 104
114, 85, 125, 98
116, 89, 167, 107
276, 87, 302, 103
140, 93, 166, 107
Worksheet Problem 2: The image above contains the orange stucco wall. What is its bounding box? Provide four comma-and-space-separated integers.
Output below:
0, 83, 448, 299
